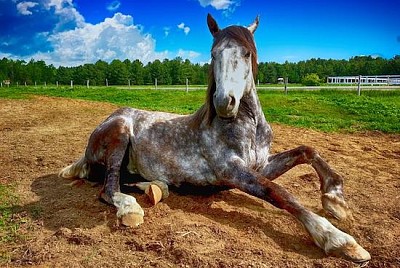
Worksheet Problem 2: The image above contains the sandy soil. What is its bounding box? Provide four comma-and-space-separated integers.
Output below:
0, 96, 399, 268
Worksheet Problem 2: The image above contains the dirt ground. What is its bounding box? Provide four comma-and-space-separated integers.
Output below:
0, 96, 399, 268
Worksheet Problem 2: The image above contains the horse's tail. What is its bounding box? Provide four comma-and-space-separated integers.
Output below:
58, 155, 90, 179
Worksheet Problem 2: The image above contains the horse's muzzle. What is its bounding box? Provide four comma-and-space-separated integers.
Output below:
213, 92, 238, 119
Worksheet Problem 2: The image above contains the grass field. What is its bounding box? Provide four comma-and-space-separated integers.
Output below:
1, 85, 399, 133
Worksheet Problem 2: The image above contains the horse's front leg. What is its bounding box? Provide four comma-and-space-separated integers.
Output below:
262, 145, 350, 220
220, 163, 370, 263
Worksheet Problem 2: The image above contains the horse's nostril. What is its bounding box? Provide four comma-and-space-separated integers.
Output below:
228, 95, 236, 108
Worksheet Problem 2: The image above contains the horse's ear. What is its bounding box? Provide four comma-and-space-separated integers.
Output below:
207, 13, 219, 37
247, 15, 260, 34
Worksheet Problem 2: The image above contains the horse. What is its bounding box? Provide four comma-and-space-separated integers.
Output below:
59, 14, 371, 263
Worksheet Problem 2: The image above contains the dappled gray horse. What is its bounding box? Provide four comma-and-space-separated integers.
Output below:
59, 14, 370, 263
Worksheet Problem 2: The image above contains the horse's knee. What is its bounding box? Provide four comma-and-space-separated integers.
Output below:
298, 145, 318, 163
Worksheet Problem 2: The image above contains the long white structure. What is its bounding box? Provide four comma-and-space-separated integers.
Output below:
327, 75, 400, 85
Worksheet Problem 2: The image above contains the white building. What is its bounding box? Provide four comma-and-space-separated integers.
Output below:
327, 75, 400, 85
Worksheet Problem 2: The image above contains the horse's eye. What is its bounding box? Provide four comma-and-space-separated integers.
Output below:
244, 51, 251, 58
211, 52, 216, 60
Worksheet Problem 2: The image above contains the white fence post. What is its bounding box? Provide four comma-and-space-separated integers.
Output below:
357, 75, 361, 96
186, 78, 189, 93
155, 78, 158, 90
70, 80, 73, 89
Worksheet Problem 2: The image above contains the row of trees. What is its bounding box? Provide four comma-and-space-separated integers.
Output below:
1, 55, 399, 86
0, 57, 208, 86
258, 56, 400, 84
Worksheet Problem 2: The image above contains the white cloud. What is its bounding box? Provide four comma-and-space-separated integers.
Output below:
44, 13, 167, 66
198, 0, 234, 10
44, 0, 86, 32
163, 27, 170, 37
6, 1, 203, 66
198, 0, 240, 15
177, 49, 201, 60
16, 1, 38, 15
107, 1, 121, 11
177, 22, 190, 35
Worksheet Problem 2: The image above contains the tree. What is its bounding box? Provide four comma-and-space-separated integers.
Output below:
107, 59, 129, 85
147, 59, 168, 85
94, 60, 108, 85
130, 59, 144, 85
168, 57, 184, 85
302, 73, 321, 86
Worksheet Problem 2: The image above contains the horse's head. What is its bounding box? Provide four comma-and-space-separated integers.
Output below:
207, 14, 259, 119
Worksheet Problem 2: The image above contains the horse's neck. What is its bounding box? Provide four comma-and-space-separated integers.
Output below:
240, 86, 264, 124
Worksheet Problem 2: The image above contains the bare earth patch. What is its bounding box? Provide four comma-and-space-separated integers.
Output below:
0, 96, 399, 267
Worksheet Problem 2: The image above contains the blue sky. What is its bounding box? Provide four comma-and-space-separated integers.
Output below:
0, 0, 399, 66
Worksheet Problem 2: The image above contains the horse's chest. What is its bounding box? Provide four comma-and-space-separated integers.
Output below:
203, 121, 267, 169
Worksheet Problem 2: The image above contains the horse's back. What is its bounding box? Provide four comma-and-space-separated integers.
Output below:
85, 107, 181, 157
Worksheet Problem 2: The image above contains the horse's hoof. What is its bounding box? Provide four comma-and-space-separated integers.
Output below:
120, 213, 144, 228
136, 181, 169, 205
322, 193, 352, 221
147, 184, 163, 205
112, 192, 145, 227
329, 240, 371, 263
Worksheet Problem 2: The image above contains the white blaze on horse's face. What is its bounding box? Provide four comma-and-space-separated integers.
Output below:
212, 39, 254, 119
207, 14, 259, 119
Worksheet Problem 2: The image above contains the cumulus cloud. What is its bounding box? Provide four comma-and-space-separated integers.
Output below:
46, 13, 168, 66
177, 22, 190, 35
198, 0, 235, 10
0, 1, 201, 66
0, 0, 83, 56
16, 1, 38, 15
177, 49, 200, 60
44, 0, 86, 32
107, 1, 121, 11
198, 0, 240, 15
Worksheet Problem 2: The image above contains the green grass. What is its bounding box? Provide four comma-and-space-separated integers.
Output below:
0, 184, 18, 242
1, 85, 399, 133
258, 89, 400, 132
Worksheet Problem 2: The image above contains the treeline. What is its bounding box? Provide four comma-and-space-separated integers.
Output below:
0, 57, 208, 86
1, 55, 399, 86
258, 56, 400, 84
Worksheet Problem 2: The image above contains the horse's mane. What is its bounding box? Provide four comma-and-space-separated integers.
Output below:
190, 26, 258, 128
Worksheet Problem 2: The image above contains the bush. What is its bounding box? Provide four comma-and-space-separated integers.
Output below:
302, 73, 321, 86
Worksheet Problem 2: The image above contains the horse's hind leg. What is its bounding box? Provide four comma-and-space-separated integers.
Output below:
262, 145, 350, 220
88, 116, 144, 227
